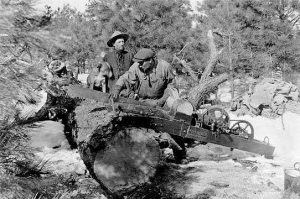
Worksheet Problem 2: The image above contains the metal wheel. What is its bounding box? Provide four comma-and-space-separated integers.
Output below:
202, 106, 230, 128
230, 120, 254, 139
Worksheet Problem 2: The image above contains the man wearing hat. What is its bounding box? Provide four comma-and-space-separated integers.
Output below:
111, 48, 174, 104
104, 31, 134, 91
111, 48, 187, 163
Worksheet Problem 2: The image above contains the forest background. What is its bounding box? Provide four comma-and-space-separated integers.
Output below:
0, 0, 300, 120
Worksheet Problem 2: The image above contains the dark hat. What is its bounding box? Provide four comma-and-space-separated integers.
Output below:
107, 31, 129, 47
132, 48, 155, 62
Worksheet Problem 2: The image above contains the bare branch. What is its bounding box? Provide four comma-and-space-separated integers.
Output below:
200, 30, 223, 82
176, 42, 191, 56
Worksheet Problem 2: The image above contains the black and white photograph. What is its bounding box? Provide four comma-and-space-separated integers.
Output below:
1, 0, 300, 198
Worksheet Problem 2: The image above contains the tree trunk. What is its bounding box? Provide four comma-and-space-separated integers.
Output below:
188, 74, 229, 108
187, 30, 228, 108
73, 100, 163, 197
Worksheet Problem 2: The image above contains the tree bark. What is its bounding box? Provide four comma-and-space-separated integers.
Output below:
72, 100, 166, 197
15, 84, 77, 124
188, 74, 229, 108
187, 30, 228, 108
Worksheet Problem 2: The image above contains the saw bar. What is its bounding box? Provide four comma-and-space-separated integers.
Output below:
120, 115, 275, 157
66, 85, 157, 107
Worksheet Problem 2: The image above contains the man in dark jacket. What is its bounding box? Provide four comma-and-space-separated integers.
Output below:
112, 48, 174, 106
104, 31, 134, 91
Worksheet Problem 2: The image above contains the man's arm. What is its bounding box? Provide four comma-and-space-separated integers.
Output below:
115, 63, 138, 86
112, 63, 139, 98
164, 61, 176, 87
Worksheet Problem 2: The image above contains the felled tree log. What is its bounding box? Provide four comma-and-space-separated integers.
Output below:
72, 100, 177, 197
12, 83, 184, 197
15, 84, 78, 124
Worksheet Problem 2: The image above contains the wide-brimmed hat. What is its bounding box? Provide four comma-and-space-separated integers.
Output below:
132, 48, 155, 62
107, 31, 129, 47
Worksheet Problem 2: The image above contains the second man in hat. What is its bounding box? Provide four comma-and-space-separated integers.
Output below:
104, 31, 134, 91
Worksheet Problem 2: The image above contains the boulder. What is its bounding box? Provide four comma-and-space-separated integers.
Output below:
231, 78, 299, 117
250, 79, 277, 109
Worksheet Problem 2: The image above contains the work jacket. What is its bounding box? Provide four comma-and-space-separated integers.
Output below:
115, 59, 174, 99
104, 49, 133, 89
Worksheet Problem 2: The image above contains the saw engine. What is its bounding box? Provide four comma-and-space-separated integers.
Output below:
194, 106, 255, 140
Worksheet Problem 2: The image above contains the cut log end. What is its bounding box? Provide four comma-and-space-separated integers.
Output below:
93, 128, 161, 193
166, 89, 194, 115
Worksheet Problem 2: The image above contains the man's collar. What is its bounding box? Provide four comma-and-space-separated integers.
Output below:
114, 49, 128, 54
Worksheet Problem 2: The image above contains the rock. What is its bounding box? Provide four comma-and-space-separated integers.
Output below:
277, 82, 291, 94
250, 79, 277, 109
289, 90, 299, 101
286, 101, 300, 114
273, 94, 287, 105
232, 78, 299, 117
